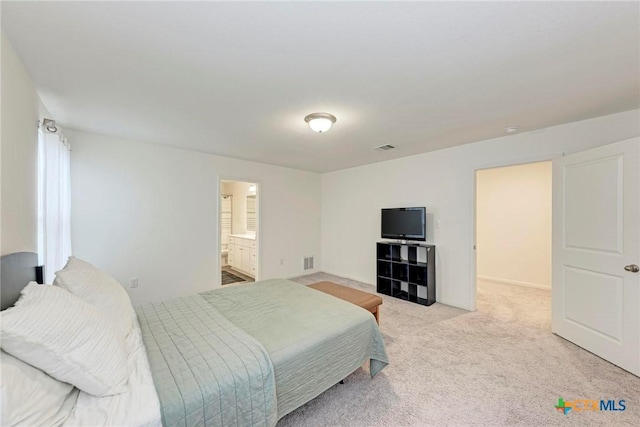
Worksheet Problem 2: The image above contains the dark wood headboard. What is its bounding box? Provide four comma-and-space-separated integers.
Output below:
1, 252, 42, 310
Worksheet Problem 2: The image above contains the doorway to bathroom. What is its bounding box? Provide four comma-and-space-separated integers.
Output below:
220, 179, 259, 285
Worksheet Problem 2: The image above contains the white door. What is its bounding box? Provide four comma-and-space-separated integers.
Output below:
552, 137, 640, 376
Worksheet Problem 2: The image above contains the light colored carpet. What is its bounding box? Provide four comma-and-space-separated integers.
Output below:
278, 273, 640, 426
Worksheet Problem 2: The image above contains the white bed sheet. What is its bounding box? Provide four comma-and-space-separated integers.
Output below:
63, 317, 161, 427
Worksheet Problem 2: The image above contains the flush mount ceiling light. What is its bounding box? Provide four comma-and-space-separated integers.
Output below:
304, 112, 336, 133
42, 118, 58, 133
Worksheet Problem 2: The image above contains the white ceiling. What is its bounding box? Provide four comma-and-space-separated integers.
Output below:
3, 1, 639, 173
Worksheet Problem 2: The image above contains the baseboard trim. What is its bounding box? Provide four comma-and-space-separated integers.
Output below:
285, 270, 319, 279
477, 275, 550, 290
321, 270, 375, 288
435, 297, 473, 311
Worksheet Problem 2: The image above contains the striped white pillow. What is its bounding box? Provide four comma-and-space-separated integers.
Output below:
1, 283, 129, 397
52, 256, 98, 287
1, 351, 79, 426
62, 255, 98, 271
55, 268, 135, 337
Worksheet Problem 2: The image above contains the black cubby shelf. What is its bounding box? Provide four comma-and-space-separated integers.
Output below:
376, 242, 436, 306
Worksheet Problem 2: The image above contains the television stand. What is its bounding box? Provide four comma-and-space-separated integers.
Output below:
376, 241, 436, 306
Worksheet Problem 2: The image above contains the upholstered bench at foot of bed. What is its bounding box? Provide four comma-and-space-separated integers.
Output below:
308, 281, 383, 324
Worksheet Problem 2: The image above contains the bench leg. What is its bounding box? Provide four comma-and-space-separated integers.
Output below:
373, 306, 380, 325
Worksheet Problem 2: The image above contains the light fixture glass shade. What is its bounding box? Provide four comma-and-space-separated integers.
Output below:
308, 118, 333, 133
304, 113, 336, 133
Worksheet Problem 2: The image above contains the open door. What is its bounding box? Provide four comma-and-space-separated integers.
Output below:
552, 137, 639, 376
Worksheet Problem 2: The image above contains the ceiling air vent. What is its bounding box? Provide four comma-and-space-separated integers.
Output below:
375, 144, 395, 151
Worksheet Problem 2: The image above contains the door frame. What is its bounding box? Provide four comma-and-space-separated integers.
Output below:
468, 153, 563, 311
218, 176, 262, 286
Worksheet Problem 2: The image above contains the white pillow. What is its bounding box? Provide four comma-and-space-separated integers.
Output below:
1, 351, 79, 426
62, 255, 99, 271
1, 282, 129, 397
55, 267, 135, 337
52, 256, 98, 287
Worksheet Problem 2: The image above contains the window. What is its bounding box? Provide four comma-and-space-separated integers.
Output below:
37, 123, 72, 283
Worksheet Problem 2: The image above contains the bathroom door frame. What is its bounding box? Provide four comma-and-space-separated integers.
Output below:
218, 176, 262, 286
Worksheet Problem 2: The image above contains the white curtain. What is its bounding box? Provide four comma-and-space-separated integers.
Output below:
38, 127, 72, 283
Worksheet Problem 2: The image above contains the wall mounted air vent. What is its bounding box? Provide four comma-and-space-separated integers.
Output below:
375, 144, 395, 151
303, 256, 315, 271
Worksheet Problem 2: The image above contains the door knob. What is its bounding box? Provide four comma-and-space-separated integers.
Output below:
625, 264, 639, 273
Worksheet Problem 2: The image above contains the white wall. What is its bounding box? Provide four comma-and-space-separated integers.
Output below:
69, 130, 321, 304
321, 110, 640, 310
476, 161, 552, 289
0, 34, 50, 255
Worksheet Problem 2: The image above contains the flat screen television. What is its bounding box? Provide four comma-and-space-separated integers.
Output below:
381, 207, 426, 241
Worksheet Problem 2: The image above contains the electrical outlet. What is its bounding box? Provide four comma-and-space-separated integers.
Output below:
129, 278, 139, 288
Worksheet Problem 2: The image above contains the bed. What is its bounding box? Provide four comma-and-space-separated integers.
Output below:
0, 252, 388, 427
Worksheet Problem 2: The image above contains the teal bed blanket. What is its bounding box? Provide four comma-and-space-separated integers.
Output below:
137, 279, 388, 426
202, 279, 388, 419
136, 294, 278, 427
